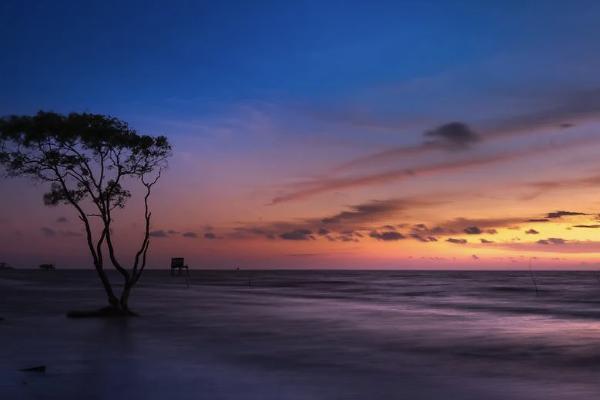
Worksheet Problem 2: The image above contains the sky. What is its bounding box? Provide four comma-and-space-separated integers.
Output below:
2, 1, 600, 269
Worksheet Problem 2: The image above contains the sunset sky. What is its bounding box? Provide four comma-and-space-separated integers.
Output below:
2, 1, 600, 269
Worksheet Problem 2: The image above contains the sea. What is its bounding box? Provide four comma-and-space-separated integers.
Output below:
1, 269, 600, 399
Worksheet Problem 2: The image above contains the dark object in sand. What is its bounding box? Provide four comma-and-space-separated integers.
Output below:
39, 263, 55, 271
66, 306, 138, 319
20, 365, 46, 373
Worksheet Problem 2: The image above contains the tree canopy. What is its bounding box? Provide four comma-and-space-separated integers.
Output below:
0, 111, 172, 313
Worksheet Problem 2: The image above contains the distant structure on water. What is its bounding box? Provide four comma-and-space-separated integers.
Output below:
170, 257, 190, 276
0, 262, 14, 270
39, 263, 55, 271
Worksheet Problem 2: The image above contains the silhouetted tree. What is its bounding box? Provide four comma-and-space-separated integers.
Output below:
0, 112, 171, 314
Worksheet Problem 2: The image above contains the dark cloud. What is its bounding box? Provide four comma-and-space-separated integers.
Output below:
410, 234, 438, 242
546, 210, 586, 219
573, 224, 600, 228
411, 223, 446, 236
537, 238, 567, 245
182, 232, 198, 238
446, 238, 467, 244
464, 226, 482, 235
369, 231, 405, 241
321, 199, 412, 225
149, 230, 168, 238
480, 238, 494, 244
333, 121, 480, 171
472, 254, 480, 260
527, 218, 550, 222
322, 88, 600, 195
525, 229, 539, 234
424, 122, 480, 150
233, 198, 422, 242
167, 230, 180, 235
436, 217, 523, 235
318, 228, 330, 235
233, 198, 566, 248
41, 227, 56, 237
279, 229, 314, 241
231, 226, 277, 240
336, 88, 600, 173
56, 217, 68, 223
203, 232, 216, 239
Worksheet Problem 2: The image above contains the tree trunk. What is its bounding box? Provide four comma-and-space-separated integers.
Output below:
66, 277, 136, 318
94, 264, 119, 308
119, 280, 134, 314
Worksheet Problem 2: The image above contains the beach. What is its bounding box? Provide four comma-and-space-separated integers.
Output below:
2, 269, 600, 399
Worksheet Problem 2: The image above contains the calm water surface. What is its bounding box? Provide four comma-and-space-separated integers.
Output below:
1, 270, 600, 399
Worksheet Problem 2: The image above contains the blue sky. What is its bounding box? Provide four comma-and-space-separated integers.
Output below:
3, 1, 600, 127
3, 1, 600, 268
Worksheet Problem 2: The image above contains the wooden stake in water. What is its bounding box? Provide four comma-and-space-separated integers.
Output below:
528, 258, 539, 295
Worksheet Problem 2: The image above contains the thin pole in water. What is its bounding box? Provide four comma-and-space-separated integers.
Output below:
528, 258, 539, 295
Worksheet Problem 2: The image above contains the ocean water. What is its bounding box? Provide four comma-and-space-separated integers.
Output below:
1, 269, 600, 399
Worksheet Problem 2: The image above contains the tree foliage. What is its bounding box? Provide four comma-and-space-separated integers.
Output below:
0, 111, 172, 312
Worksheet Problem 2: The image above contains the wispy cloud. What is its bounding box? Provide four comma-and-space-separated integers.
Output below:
232, 196, 443, 242
320, 198, 427, 226
332, 89, 600, 172
337, 121, 481, 170
272, 136, 599, 204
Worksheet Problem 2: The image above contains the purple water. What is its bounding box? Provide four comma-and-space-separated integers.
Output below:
1, 270, 600, 399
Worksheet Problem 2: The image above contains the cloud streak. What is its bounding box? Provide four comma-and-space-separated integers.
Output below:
335, 88, 600, 171
369, 231, 405, 241
272, 135, 599, 204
